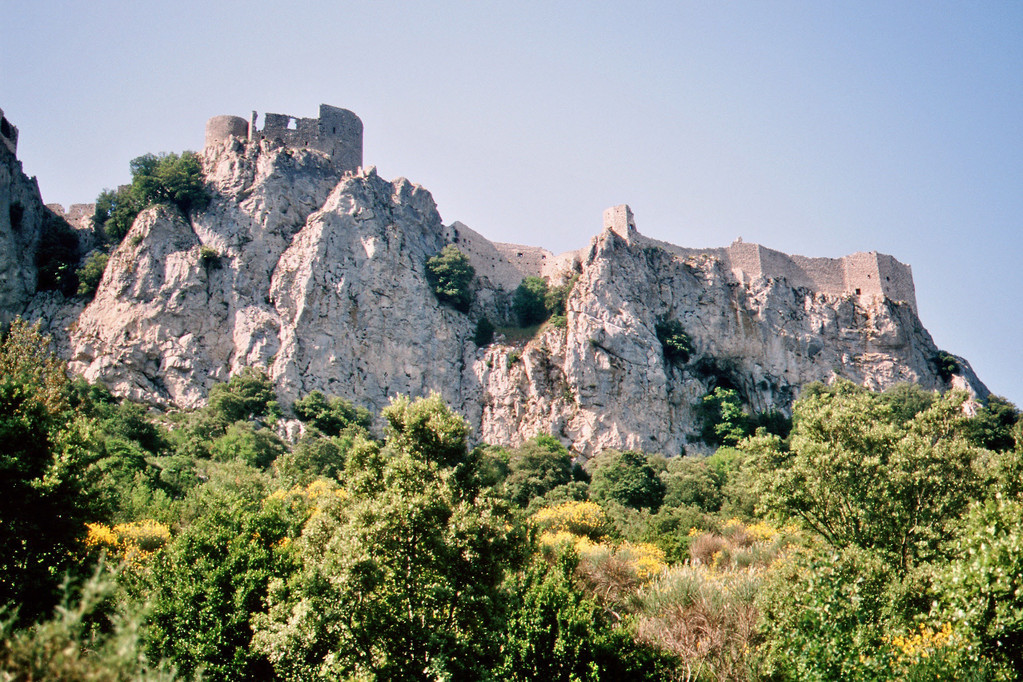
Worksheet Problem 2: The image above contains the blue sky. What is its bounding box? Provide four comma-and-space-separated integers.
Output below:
3, 1, 1021, 405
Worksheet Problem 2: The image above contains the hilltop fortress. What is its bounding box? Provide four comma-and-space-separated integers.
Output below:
205, 103, 362, 172
445, 203, 918, 313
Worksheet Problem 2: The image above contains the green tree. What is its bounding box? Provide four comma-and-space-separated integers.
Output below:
253, 395, 524, 681
425, 244, 475, 313
654, 318, 693, 365
292, 390, 372, 436
207, 368, 279, 427
503, 435, 575, 508
138, 471, 296, 681
513, 276, 549, 326
933, 495, 1023, 676
748, 380, 983, 572
93, 151, 209, 247
589, 451, 666, 512
0, 320, 102, 621
968, 394, 1020, 452
696, 387, 751, 446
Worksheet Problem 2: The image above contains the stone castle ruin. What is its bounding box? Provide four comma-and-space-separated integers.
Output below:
205, 103, 362, 172
448, 203, 918, 313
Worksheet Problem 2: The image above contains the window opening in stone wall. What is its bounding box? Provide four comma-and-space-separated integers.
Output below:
855, 288, 861, 295
287, 117, 297, 130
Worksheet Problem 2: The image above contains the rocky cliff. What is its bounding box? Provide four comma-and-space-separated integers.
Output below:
1, 114, 987, 455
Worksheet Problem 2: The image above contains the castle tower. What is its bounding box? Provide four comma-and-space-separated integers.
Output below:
603, 204, 636, 243
204, 115, 250, 149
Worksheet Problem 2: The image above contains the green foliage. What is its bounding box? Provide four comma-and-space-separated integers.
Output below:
544, 275, 578, 318
93, 151, 209, 247
292, 390, 372, 437
0, 565, 177, 681
748, 379, 983, 572
697, 387, 751, 446
933, 350, 960, 382
139, 483, 295, 681
207, 368, 279, 427
502, 435, 576, 508
933, 495, 1023, 676
0, 320, 102, 622
474, 316, 495, 346
425, 244, 475, 313
253, 396, 523, 681
513, 276, 549, 326
35, 211, 81, 296
654, 318, 693, 365
210, 421, 287, 469
756, 544, 901, 680
75, 251, 110, 299
589, 451, 666, 512
198, 245, 220, 267
968, 394, 1021, 452
499, 551, 678, 681
382, 392, 470, 469
272, 429, 348, 486
661, 456, 723, 512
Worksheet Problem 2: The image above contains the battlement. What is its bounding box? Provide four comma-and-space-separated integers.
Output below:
204, 104, 363, 172
0, 107, 19, 155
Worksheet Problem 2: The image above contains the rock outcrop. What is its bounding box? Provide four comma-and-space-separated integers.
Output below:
8, 110, 986, 455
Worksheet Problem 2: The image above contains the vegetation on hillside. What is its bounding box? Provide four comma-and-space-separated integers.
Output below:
2, 316, 1022, 680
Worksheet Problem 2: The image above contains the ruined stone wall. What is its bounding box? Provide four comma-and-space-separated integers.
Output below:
206, 104, 362, 172
629, 214, 916, 309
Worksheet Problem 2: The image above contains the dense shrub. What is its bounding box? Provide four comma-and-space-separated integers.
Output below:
425, 244, 475, 312
292, 390, 372, 436
93, 151, 209, 246
75, 251, 109, 298
474, 316, 495, 346
513, 276, 549, 326
654, 318, 693, 365
589, 451, 666, 512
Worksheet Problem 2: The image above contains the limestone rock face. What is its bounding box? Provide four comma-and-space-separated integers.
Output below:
58, 138, 986, 454
0, 144, 49, 325
473, 230, 983, 454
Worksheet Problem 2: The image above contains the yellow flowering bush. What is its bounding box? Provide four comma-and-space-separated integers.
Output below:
889, 622, 955, 663
530, 500, 609, 540
85, 520, 170, 564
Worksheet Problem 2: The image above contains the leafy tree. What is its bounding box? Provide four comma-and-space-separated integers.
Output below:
138, 476, 296, 681
544, 275, 578, 320
654, 318, 693, 365
210, 421, 288, 469
933, 350, 959, 382
499, 551, 678, 681
589, 451, 666, 512
474, 316, 495, 346
0, 565, 177, 681
253, 395, 524, 681
968, 394, 1020, 452
292, 390, 372, 436
382, 392, 471, 469
513, 276, 549, 326
660, 456, 723, 512
696, 387, 751, 446
425, 244, 475, 313
503, 435, 575, 508
932, 495, 1023, 676
207, 367, 279, 427
272, 429, 348, 486
0, 320, 102, 621
93, 151, 209, 247
748, 379, 983, 572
